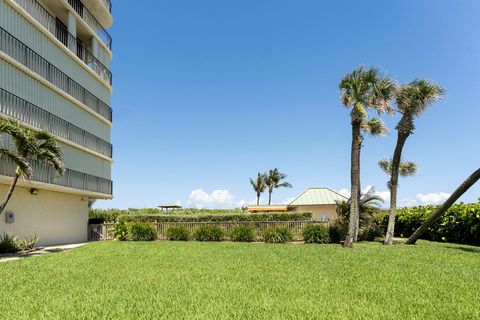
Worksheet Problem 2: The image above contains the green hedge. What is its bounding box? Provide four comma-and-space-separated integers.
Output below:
380, 203, 480, 246
116, 212, 312, 224
89, 208, 249, 223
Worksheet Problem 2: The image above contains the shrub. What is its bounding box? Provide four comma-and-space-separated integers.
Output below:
303, 224, 330, 244
18, 235, 39, 250
379, 203, 480, 246
359, 226, 383, 242
0, 233, 21, 254
230, 226, 256, 242
165, 226, 190, 241
262, 227, 293, 243
128, 222, 157, 241
118, 212, 312, 224
329, 220, 348, 244
111, 222, 128, 241
193, 225, 224, 241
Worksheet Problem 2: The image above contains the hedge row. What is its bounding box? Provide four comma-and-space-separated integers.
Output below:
89, 208, 249, 223
379, 202, 480, 246
117, 212, 313, 223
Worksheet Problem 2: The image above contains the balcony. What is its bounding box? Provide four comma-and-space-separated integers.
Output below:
0, 27, 112, 122
0, 156, 113, 195
0, 88, 113, 158
67, 0, 112, 50
12, 0, 112, 85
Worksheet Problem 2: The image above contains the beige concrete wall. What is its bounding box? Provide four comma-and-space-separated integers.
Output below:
288, 205, 339, 222
0, 184, 88, 246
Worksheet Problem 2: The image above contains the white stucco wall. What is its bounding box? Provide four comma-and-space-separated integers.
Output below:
0, 184, 88, 246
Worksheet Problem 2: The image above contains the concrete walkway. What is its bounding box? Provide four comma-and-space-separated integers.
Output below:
0, 243, 87, 263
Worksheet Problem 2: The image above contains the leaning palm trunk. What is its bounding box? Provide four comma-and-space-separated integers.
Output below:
0, 167, 21, 216
384, 132, 409, 245
345, 121, 362, 247
406, 168, 480, 245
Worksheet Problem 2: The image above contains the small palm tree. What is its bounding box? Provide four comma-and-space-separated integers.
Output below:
383, 79, 444, 245
0, 120, 64, 215
249, 172, 267, 205
336, 187, 384, 224
339, 66, 396, 247
265, 168, 292, 205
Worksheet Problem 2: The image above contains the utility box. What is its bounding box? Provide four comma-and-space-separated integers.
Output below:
5, 211, 14, 224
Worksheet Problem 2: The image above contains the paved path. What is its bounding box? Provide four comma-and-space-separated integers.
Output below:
0, 243, 87, 263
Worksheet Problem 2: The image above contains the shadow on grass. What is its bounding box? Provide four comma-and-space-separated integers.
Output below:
444, 246, 480, 254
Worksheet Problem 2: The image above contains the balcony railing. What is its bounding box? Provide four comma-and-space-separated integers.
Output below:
67, 0, 112, 50
0, 27, 112, 122
0, 156, 113, 195
101, 0, 112, 13
12, 0, 112, 84
0, 88, 113, 158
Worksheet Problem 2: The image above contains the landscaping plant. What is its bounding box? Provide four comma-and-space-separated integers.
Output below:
230, 226, 256, 242
0, 232, 21, 254
193, 225, 224, 241
262, 227, 293, 243
165, 226, 191, 241
128, 222, 157, 241
111, 222, 129, 241
302, 224, 330, 244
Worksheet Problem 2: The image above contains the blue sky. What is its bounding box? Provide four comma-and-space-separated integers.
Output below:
97, 0, 480, 209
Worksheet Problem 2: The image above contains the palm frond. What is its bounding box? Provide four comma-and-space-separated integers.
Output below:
396, 79, 444, 117
399, 161, 418, 177
362, 118, 389, 136
378, 159, 392, 175
0, 148, 32, 178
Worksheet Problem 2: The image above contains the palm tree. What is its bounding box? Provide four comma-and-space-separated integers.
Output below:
406, 168, 480, 245
265, 168, 292, 205
249, 172, 267, 205
336, 187, 384, 224
0, 120, 64, 216
339, 66, 396, 247
382, 80, 444, 245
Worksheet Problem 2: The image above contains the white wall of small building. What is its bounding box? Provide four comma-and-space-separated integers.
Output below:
0, 184, 89, 246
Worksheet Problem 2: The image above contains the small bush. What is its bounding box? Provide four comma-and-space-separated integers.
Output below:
329, 220, 348, 244
303, 224, 330, 244
359, 226, 383, 242
18, 235, 38, 250
165, 226, 190, 241
193, 225, 224, 241
262, 227, 293, 243
230, 226, 256, 242
128, 222, 157, 241
0, 233, 21, 254
111, 222, 129, 241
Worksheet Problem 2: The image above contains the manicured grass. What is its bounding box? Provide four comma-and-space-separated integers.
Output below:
1, 241, 479, 319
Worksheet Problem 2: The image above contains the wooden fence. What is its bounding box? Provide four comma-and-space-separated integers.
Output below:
88, 221, 328, 241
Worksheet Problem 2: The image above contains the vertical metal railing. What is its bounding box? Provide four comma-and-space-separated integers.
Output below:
0, 27, 112, 122
0, 155, 113, 195
67, 0, 112, 50
12, 0, 112, 84
0, 88, 113, 157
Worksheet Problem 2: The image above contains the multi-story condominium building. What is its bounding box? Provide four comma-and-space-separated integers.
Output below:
0, 0, 113, 245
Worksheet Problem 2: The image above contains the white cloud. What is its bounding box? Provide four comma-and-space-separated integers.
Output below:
281, 197, 296, 205
336, 186, 390, 203
188, 189, 245, 209
338, 188, 351, 198
416, 192, 451, 205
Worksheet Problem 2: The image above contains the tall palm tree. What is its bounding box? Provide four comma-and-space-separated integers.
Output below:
339, 66, 396, 247
382, 80, 444, 245
265, 168, 292, 205
249, 172, 267, 205
0, 120, 64, 216
406, 168, 480, 245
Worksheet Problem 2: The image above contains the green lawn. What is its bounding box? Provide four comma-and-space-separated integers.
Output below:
1, 241, 479, 319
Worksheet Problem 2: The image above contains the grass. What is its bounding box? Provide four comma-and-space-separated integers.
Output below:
1, 241, 479, 319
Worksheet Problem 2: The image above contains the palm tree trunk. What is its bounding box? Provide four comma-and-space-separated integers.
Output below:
0, 169, 21, 216
268, 191, 272, 205
384, 132, 409, 245
406, 168, 480, 245
344, 121, 362, 247
256, 193, 260, 205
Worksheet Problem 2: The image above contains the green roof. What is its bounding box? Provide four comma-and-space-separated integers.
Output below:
289, 188, 347, 206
